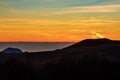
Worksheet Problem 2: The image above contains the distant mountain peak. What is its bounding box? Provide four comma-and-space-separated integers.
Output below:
80, 38, 111, 43
63, 38, 117, 49
83, 38, 111, 41
1, 47, 23, 54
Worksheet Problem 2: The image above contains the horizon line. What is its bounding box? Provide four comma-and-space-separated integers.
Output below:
0, 38, 119, 43
0, 41, 76, 43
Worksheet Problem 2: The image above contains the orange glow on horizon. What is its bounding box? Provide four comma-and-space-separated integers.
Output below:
0, 18, 119, 42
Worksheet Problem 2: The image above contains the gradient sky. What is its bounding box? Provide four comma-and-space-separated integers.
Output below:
0, 0, 120, 42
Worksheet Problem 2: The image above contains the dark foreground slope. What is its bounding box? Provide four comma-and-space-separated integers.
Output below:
0, 38, 120, 80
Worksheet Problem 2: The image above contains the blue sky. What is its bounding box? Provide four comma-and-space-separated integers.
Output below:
0, 0, 120, 19
1, 0, 120, 9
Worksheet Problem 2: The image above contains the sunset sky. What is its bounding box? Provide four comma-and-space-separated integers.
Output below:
0, 0, 120, 42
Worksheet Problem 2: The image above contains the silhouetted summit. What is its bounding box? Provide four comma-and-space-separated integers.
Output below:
64, 38, 118, 49
60, 38, 120, 63
1, 47, 23, 54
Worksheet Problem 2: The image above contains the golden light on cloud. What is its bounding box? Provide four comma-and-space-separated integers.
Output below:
90, 31, 105, 39
0, 0, 120, 42
0, 18, 119, 42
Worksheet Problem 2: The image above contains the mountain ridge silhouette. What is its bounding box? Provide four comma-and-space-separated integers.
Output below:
63, 38, 120, 49
0, 38, 120, 80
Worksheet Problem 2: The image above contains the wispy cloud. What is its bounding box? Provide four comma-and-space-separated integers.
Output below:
52, 5, 120, 14
90, 31, 105, 38
0, 18, 120, 27
1, 4, 120, 18
0, 1, 11, 5
8, 9, 31, 14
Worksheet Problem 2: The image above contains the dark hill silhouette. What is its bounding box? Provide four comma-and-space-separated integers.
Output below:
0, 38, 120, 80
63, 38, 119, 49
39, 38, 120, 80
58, 38, 120, 63
55, 38, 120, 58
1, 47, 23, 54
